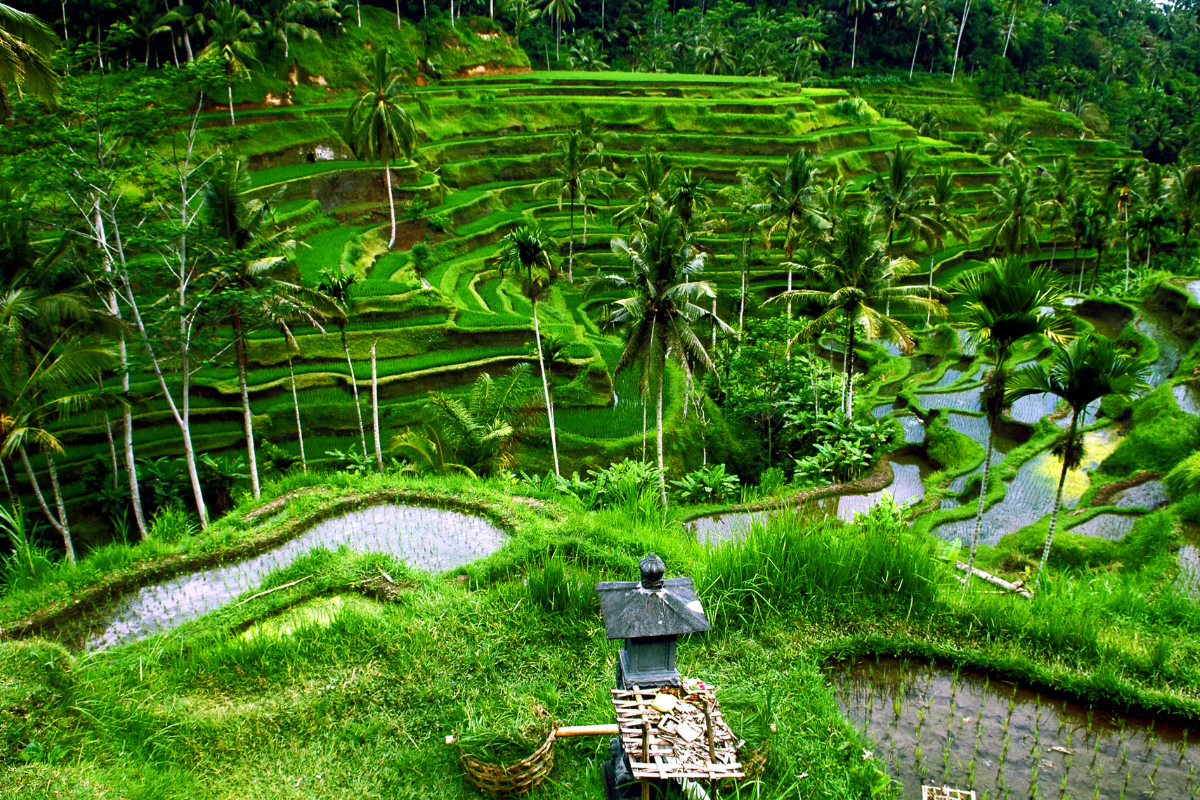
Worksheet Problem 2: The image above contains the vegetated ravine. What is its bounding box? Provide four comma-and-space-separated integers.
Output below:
86, 505, 506, 650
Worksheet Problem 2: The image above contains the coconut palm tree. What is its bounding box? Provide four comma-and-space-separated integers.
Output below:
613, 148, 672, 229
261, 0, 337, 60
1039, 156, 1078, 269
954, 257, 1072, 589
951, 0, 972, 82
906, 0, 942, 80
588, 210, 729, 507
1006, 336, 1149, 581
1168, 164, 1200, 248
1106, 160, 1142, 292
537, 127, 609, 282
981, 163, 1043, 256
982, 119, 1030, 166
498, 225, 562, 476
0, 2, 59, 119
343, 49, 427, 250
203, 158, 311, 500
541, 0, 577, 61
774, 211, 946, 417
196, 0, 261, 127
753, 148, 829, 314
1, 339, 116, 565
316, 267, 369, 461
846, 0, 867, 70
870, 145, 948, 258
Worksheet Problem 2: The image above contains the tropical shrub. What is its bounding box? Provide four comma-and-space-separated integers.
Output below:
670, 464, 741, 504
148, 505, 198, 545
791, 415, 896, 486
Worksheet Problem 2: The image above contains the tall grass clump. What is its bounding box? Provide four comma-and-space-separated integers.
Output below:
698, 499, 944, 628
525, 551, 599, 617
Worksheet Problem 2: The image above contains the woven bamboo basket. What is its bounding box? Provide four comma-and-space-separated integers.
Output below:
459, 725, 557, 797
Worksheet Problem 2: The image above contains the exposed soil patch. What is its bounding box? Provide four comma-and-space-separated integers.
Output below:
448, 62, 533, 79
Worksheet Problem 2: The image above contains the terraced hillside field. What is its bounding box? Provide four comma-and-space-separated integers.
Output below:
28, 68, 1159, 542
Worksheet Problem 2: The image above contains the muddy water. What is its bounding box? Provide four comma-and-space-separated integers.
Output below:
687, 455, 932, 544
832, 657, 1200, 800
1112, 479, 1170, 510
934, 427, 1120, 544
87, 505, 506, 651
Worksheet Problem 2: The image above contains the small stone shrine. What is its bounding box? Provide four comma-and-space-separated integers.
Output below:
596, 554, 744, 799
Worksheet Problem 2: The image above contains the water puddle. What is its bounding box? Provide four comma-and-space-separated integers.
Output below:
688, 456, 932, 544
832, 657, 1200, 800
1111, 480, 1170, 510
1066, 513, 1138, 540
934, 427, 1119, 545
87, 505, 506, 650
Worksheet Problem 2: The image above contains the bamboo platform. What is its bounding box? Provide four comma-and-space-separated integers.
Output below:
611, 682, 745, 782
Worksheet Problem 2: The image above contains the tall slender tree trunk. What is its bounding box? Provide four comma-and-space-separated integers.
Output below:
102, 405, 119, 490
1038, 410, 1077, 582
1089, 245, 1103, 294
1143, 241, 1152, 284
233, 311, 260, 499
851, 15, 859, 70
533, 300, 560, 476
289, 355, 307, 473
952, 0, 972, 83
385, 163, 397, 248
711, 298, 718, 350
910, 19, 925, 80
1003, 4, 1017, 57
1123, 206, 1131, 292
20, 448, 74, 564
568, 193, 576, 283
228, 83, 236, 126
396, 0, 402, 29
783, 216, 795, 318
964, 424, 994, 594
342, 330, 369, 458
357, 0, 362, 26
371, 342, 384, 473
657, 367, 667, 509
0, 461, 15, 508
845, 322, 857, 418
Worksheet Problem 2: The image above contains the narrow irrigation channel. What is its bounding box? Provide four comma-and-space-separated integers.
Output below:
831, 658, 1200, 800
87, 505, 506, 651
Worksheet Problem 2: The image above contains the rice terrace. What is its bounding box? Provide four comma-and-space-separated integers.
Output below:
3, 0, 1200, 797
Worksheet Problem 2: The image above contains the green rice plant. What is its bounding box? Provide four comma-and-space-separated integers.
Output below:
525, 551, 598, 618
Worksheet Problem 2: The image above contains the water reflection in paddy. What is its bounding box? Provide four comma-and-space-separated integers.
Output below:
934, 427, 1120, 544
87, 505, 506, 651
832, 657, 1200, 800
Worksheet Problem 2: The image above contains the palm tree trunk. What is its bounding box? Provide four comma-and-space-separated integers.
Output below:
357, 0, 362, 25
1090, 245, 1102, 294
851, 14, 858, 70
397, 0, 402, 29
1038, 410, 1077, 581
568, 192, 576, 283
711, 298, 718, 350
1073, 245, 1082, 293
228, 82, 236, 127
289, 354, 307, 473
783, 215, 795, 318
964, 424, 995, 594
0, 461, 15, 508
371, 342, 384, 473
341, 330, 369, 458
1123, 206, 1131, 292
657, 368, 667, 509
532, 300, 561, 477
845, 322, 857, 419
1144, 241, 1152, 284
20, 448, 74, 564
385, 163, 397, 248
952, 0, 971, 83
910, 19, 925, 80
233, 311, 260, 500
1003, 4, 1017, 57
102, 407, 119, 490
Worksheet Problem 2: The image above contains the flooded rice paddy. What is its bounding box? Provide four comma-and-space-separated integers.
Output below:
687, 455, 932, 544
87, 505, 506, 650
933, 427, 1121, 545
833, 657, 1200, 800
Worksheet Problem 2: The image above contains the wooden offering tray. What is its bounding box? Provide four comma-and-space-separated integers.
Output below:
610, 679, 745, 782
922, 787, 977, 800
